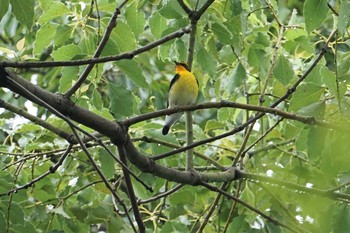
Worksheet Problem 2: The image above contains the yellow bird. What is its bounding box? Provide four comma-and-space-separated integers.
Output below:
162, 61, 199, 135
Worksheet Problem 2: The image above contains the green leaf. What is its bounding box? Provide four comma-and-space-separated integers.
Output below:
110, 21, 136, 52
34, 23, 58, 56
298, 101, 325, 118
303, 0, 328, 33
232, 62, 247, 88
59, 66, 79, 93
289, 83, 324, 112
320, 65, 337, 97
169, 189, 194, 205
332, 204, 350, 232
307, 127, 327, 161
160, 220, 188, 233
38, 1, 70, 24
149, 11, 167, 38
108, 83, 133, 118
0, 0, 9, 19
338, 52, 350, 78
125, 2, 146, 39
197, 47, 216, 77
273, 55, 294, 85
108, 217, 126, 232
10, 0, 34, 29
230, 0, 242, 16
54, 25, 74, 47
98, 149, 115, 179
159, 0, 184, 19
115, 60, 147, 88
338, 0, 350, 35
51, 44, 82, 60
305, 64, 323, 85
211, 22, 233, 45
205, 119, 225, 132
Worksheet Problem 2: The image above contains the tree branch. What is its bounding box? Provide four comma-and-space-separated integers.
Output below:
0, 27, 191, 69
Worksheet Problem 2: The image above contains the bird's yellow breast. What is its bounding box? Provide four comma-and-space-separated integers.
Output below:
168, 70, 198, 107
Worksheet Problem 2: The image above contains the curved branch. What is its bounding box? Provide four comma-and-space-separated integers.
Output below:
0, 27, 191, 69
123, 101, 337, 129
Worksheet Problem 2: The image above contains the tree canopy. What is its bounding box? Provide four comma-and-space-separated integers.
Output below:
0, 0, 350, 232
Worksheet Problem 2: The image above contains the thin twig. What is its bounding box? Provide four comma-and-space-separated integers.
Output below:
69, 126, 137, 232
138, 184, 184, 204
118, 145, 145, 232
240, 118, 284, 159
65, 0, 129, 97
200, 181, 298, 232
197, 182, 229, 232
134, 136, 225, 170
0, 144, 73, 197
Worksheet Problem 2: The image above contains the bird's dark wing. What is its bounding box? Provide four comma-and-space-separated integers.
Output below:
167, 73, 180, 107
169, 73, 180, 91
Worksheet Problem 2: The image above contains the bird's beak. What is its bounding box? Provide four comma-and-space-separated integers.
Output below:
174, 61, 179, 65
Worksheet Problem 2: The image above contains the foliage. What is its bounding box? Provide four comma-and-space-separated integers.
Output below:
0, 0, 350, 232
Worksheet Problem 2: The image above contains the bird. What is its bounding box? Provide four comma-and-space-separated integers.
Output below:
162, 61, 199, 135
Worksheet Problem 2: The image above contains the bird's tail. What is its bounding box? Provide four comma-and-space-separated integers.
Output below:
162, 112, 183, 135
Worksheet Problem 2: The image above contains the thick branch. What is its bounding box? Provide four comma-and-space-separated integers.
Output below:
0, 68, 240, 185
0, 68, 125, 144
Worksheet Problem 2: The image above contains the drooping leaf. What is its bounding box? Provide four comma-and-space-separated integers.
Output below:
303, 0, 328, 32
289, 83, 324, 112
10, 0, 34, 29
338, 0, 350, 34
273, 55, 294, 85
34, 23, 58, 56
211, 22, 233, 45
98, 149, 115, 179
149, 11, 167, 39
125, 1, 146, 40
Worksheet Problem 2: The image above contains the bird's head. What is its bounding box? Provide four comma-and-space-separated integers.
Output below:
174, 61, 191, 72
